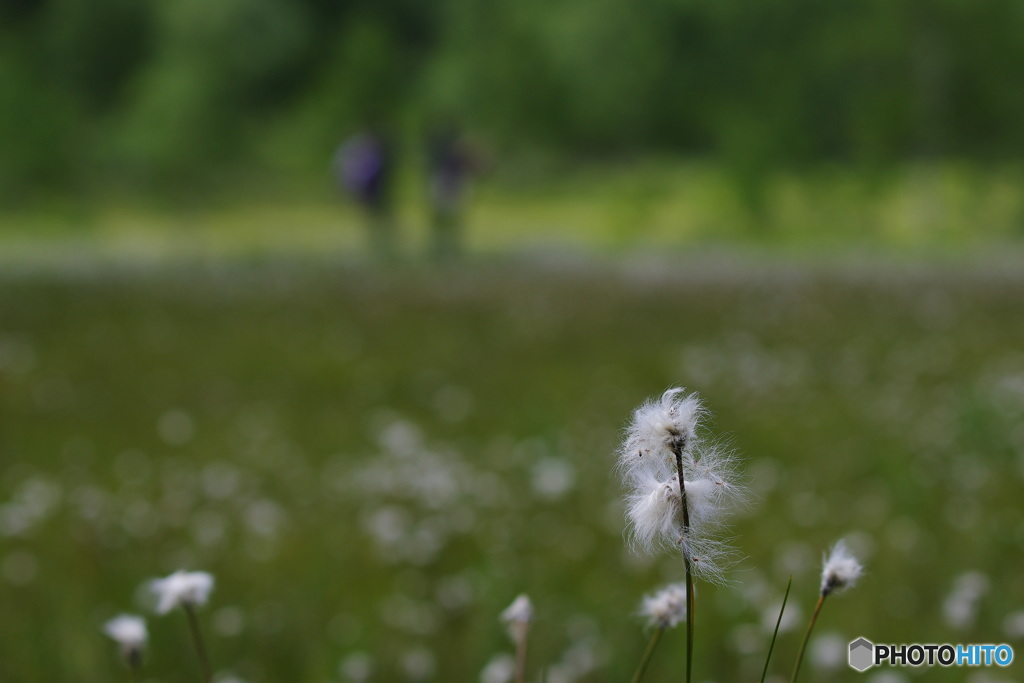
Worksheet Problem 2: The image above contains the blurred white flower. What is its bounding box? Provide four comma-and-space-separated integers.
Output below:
501, 594, 532, 625
500, 594, 533, 645
104, 613, 147, 646
810, 632, 846, 669
1002, 610, 1024, 638
479, 653, 516, 683
104, 614, 147, 668
866, 673, 909, 683
547, 637, 602, 682
639, 582, 687, 629
943, 571, 989, 630
531, 457, 576, 500
760, 598, 802, 635
150, 569, 215, 614
339, 651, 374, 682
400, 646, 435, 681
820, 540, 863, 596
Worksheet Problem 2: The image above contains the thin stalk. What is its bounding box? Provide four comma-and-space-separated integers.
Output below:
672, 440, 694, 683
182, 603, 213, 683
514, 620, 529, 683
122, 646, 142, 683
629, 627, 664, 683
791, 593, 826, 683
760, 577, 793, 683
684, 563, 694, 683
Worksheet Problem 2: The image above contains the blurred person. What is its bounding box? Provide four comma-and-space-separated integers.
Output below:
426, 121, 483, 263
334, 126, 396, 262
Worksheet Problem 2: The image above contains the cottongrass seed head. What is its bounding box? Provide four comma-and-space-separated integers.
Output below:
640, 582, 688, 629
104, 614, 147, 669
820, 540, 863, 596
618, 388, 745, 584
618, 388, 704, 485
501, 593, 533, 644
149, 570, 215, 614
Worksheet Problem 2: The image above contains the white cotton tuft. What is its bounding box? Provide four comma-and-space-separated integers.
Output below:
149, 570, 215, 614
820, 540, 863, 596
104, 614, 147, 648
682, 477, 723, 527
618, 389, 704, 484
639, 582, 687, 629
500, 594, 533, 646
617, 388, 745, 585
104, 614, 147, 669
500, 594, 533, 624
625, 474, 681, 553
479, 653, 516, 683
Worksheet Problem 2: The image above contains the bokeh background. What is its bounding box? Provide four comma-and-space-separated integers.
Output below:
2, 1, 1024, 682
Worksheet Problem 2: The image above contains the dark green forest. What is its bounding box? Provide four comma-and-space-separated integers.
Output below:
5, 0, 1024, 201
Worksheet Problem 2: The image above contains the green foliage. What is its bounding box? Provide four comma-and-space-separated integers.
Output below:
6, 0, 1024, 197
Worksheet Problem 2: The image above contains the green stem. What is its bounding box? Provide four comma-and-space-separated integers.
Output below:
630, 627, 664, 683
791, 593, 826, 683
760, 577, 793, 683
514, 620, 529, 683
123, 645, 142, 682
183, 603, 213, 683
673, 442, 694, 683
684, 564, 694, 683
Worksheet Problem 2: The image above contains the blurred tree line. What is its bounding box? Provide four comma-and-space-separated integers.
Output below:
3, 0, 1024, 202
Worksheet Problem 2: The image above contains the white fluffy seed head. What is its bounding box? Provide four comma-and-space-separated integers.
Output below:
682, 478, 723, 527
104, 614, 147, 669
501, 594, 533, 624
619, 389, 704, 484
820, 540, 863, 596
617, 389, 746, 585
104, 614, 147, 647
640, 582, 688, 629
149, 570, 215, 614
500, 594, 533, 646
625, 474, 681, 553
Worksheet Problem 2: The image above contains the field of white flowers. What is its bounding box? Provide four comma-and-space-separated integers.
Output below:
2, 256, 1022, 682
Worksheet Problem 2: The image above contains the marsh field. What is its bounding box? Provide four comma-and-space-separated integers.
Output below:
2, 252, 1023, 683
9, 0, 1024, 677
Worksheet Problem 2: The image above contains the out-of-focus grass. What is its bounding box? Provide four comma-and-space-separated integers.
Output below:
1, 258, 1022, 682
3, 161, 1024, 262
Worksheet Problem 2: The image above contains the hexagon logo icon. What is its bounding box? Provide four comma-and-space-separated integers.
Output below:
848, 637, 874, 672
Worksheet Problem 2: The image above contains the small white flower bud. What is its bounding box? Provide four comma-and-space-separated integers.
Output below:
501, 594, 533, 625
149, 570, 215, 614
500, 594, 533, 646
104, 614, 147, 669
820, 540, 863, 596
640, 583, 688, 629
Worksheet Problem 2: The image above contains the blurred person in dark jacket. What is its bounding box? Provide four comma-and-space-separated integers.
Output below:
335, 127, 396, 262
426, 121, 483, 263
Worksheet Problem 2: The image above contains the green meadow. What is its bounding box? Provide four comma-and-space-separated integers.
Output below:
2, 241, 1023, 681
5, 162, 1024, 262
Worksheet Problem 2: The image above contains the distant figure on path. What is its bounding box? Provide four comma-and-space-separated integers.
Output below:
426, 123, 481, 262
334, 128, 396, 261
